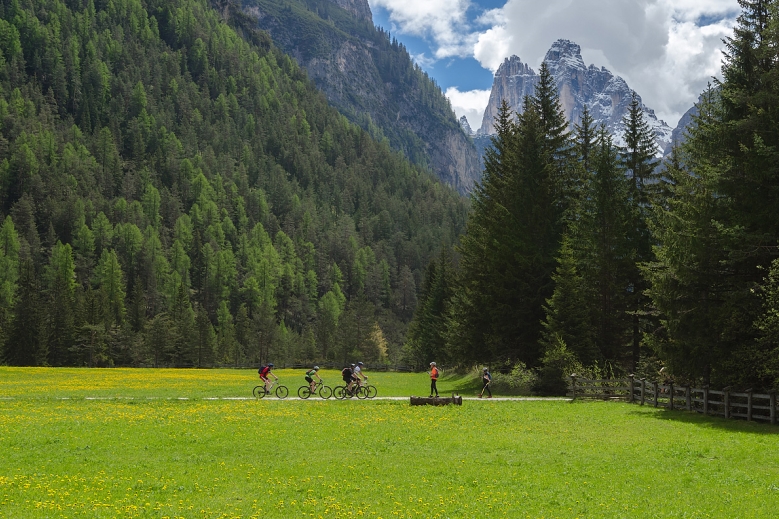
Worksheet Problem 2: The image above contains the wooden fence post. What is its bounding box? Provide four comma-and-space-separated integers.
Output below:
653, 381, 659, 408
570, 374, 577, 400
771, 392, 777, 426
723, 387, 730, 419
629, 374, 635, 403
685, 386, 691, 411
703, 386, 709, 415
746, 389, 753, 421
640, 378, 646, 406
669, 383, 674, 410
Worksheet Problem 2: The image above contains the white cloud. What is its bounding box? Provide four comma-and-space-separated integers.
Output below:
368, 0, 476, 58
372, 0, 740, 127
473, 25, 512, 72
445, 87, 492, 130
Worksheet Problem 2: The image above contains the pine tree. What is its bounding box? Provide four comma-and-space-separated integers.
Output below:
621, 91, 659, 370
6, 259, 45, 365
450, 76, 573, 366
0, 216, 20, 356
539, 235, 597, 365
44, 241, 77, 366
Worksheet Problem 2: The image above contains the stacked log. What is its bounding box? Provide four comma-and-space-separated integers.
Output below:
409, 395, 462, 406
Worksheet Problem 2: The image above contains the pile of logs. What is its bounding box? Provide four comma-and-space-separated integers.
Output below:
410, 395, 462, 406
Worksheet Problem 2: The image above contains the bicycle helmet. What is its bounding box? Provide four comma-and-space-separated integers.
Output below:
483, 367, 488, 371
357, 362, 364, 366
268, 363, 274, 368
351, 363, 356, 368
430, 362, 436, 366
313, 366, 319, 371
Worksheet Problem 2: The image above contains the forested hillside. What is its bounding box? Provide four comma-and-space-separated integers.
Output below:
408, 0, 779, 392
239, 0, 482, 194
0, 0, 469, 367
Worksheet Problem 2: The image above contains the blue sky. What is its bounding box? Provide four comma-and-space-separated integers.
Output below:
368, 0, 740, 132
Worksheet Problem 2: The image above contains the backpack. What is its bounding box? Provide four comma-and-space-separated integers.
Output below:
259, 365, 270, 376
341, 367, 352, 377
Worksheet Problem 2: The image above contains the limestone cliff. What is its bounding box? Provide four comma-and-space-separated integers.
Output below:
479, 40, 673, 153
328, 0, 371, 22
241, 0, 481, 194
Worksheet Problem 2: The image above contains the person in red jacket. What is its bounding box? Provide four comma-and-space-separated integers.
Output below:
428, 362, 440, 397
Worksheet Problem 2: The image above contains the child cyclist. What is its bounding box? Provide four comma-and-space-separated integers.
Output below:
305, 366, 322, 393
258, 363, 278, 393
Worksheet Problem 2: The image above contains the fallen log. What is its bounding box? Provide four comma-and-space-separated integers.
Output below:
410, 395, 462, 406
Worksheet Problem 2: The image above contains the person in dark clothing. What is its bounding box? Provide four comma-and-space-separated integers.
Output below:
480, 367, 492, 398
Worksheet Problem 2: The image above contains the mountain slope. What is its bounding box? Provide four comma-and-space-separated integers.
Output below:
240, 0, 482, 194
0, 0, 468, 367
480, 40, 673, 153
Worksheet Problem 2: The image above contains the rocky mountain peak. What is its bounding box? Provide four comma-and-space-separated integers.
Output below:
459, 116, 473, 136
478, 39, 673, 153
327, 0, 372, 22
544, 39, 586, 73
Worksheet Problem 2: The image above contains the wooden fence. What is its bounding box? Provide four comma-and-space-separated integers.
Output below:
568, 375, 778, 425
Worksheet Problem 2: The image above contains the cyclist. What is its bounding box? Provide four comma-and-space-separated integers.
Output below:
305, 366, 322, 393
258, 363, 278, 394
341, 364, 355, 394
353, 361, 368, 389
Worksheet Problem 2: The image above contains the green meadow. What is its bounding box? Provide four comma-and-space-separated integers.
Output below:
1, 368, 778, 518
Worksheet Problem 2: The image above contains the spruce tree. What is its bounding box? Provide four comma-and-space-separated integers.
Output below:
539, 235, 597, 365
621, 91, 658, 370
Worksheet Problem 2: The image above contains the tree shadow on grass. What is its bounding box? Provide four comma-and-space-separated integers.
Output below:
438, 374, 481, 396
626, 404, 779, 436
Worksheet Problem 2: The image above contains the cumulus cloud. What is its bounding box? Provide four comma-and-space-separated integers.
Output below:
371, 0, 740, 127
476, 0, 739, 125
368, 0, 476, 58
445, 87, 492, 131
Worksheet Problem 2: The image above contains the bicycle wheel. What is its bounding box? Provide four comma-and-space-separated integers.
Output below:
318, 385, 333, 399
333, 386, 346, 400
365, 385, 377, 399
298, 386, 312, 399
276, 385, 289, 399
253, 385, 267, 399
356, 385, 368, 399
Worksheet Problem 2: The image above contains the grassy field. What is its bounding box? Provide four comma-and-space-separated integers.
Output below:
1, 368, 779, 518
0, 367, 478, 399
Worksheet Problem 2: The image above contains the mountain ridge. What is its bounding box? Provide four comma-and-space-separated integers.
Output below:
241, 0, 481, 194
478, 40, 673, 153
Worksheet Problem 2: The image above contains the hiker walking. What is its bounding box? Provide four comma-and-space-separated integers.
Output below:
428, 362, 440, 397
480, 367, 492, 398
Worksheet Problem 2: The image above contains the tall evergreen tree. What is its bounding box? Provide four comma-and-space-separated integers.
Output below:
621, 91, 659, 370
44, 242, 77, 366
449, 69, 573, 366
646, 0, 779, 387
6, 259, 45, 365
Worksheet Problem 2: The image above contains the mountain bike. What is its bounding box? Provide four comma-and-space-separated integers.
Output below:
333, 381, 370, 400
298, 380, 333, 399
361, 383, 377, 399
253, 380, 289, 399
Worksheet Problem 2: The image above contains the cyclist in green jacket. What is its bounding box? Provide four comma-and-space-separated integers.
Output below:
305, 366, 322, 393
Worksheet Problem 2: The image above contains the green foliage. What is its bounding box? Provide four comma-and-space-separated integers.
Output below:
0, 0, 467, 366
449, 69, 573, 367
533, 335, 581, 396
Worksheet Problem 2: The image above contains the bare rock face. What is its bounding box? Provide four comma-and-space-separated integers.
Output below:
479, 56, 538, 135
479, 39, 673, 154
328, 0, 372, 22
459, 116, 473, 136
243, 0, 481, 194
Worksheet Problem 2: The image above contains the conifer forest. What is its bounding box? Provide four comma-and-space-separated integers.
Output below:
2, 0, 779, 393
